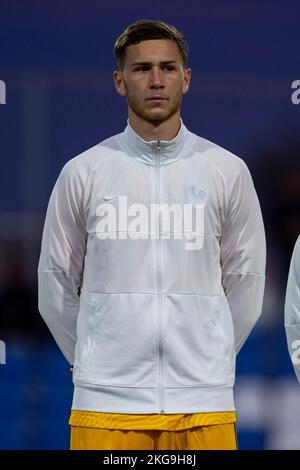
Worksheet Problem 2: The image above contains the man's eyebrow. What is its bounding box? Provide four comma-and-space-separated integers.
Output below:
131, 61, 178, 66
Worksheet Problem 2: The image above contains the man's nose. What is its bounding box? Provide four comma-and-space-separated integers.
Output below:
149, 67, 164, 88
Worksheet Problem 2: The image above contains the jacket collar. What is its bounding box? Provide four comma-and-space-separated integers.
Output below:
121, 117, 188, 166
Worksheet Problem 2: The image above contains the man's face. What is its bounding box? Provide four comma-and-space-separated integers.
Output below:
114, 39, 191, 125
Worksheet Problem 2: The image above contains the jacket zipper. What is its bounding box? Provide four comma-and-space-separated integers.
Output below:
155, 140, 165, 414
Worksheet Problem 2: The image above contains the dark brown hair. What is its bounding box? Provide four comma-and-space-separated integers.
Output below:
114, 19, 189, 71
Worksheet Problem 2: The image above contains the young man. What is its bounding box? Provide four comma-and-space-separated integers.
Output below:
38, 19, 266, 450
285, 235, 300, 383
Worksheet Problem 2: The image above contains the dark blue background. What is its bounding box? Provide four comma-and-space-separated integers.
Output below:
0, 0, 299, 449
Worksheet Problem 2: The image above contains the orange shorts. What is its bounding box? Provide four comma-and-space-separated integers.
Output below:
70, 423, 238, 450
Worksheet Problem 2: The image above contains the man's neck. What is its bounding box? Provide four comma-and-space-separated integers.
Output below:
128, 113, 181, 142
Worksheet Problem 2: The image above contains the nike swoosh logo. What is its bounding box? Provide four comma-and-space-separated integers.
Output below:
102, 194, 123, 201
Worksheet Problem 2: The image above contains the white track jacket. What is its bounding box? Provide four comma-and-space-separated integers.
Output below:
285, 235, 300, 383
38, 118, 266, 414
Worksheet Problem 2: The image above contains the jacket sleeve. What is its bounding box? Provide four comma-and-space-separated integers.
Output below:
37, 161, 87, 365
284, 235, 300, 383
220, 160, 266, 355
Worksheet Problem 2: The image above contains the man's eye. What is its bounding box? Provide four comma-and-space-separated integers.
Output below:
133, 65, 175, 72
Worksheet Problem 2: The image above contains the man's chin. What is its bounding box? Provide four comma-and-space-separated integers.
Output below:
143, 110, 170, 123
130, 105, 178, 124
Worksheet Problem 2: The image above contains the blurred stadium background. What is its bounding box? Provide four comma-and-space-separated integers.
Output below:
0, 0, 300, 449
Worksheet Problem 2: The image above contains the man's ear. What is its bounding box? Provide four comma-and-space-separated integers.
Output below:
113, 70, 126, 97
183, 67, 191, 94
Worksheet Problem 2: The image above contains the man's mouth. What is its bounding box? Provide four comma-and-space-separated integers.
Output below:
147, 96, 168, 101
